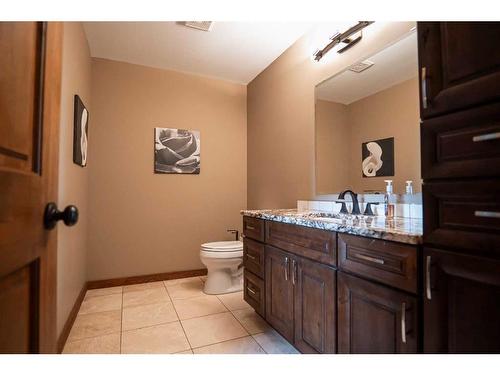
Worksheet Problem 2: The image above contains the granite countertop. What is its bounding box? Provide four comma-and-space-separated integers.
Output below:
241, 209, 423, 245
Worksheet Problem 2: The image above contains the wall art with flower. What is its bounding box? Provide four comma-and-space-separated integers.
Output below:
154, 127, 200, 174
361, 137, 394, 177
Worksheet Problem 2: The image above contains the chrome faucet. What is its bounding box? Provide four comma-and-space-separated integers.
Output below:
336, 190, 361, 215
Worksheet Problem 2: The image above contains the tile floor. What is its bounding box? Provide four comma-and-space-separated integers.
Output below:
63, 276, 299, 354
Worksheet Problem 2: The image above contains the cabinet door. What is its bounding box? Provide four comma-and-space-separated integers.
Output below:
265, 245, 294, 342
424, 248, 500, 353
417, 22, 500, 118
293, 257, 336, 353
338, 272, 418, 353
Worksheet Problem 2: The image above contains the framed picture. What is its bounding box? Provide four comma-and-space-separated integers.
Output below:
154, 127, 200, 174
361, 137, 394, 177
73, 95, 89, 167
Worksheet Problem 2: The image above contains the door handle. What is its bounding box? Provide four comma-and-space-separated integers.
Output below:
472, 132, 500, 142
284, 257, 289, 281
421, 66, 429, 109
426, 255, 432, 300
246, 253, 257, 261
474, 210, 500, 219
401, 302, 407, 344
43, 202, 79, 230
291, 259, 297, 285
353, 253, 385, 265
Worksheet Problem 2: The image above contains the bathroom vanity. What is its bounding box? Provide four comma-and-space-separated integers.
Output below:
241, 210, 422, 354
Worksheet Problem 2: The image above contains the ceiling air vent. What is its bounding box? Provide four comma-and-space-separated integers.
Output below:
183, 21, 213, 32
348, 60, 374, 73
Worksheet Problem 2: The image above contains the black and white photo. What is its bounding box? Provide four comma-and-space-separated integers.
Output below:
361, 137, 394, 177
73, 95, 89, 167
154, 127, 200, 174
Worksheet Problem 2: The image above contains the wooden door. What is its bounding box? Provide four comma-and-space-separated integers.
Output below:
417, 22, 500, 119
338, 272, 418, 353
0, 22, 62, 353
293, 256, 336, 354
424, 248, 500, 353
265, 245, 294, 342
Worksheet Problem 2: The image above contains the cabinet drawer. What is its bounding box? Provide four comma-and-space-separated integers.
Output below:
243, 270, 265, 317
421, 102, 500, 179
243, 238, 264, 278
338, 234, 418, 294
423, 180, 500, 255
243, 216, 265, 242
265, 221, 337, 266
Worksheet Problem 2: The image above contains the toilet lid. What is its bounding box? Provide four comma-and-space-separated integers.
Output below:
201, 241, 243, 252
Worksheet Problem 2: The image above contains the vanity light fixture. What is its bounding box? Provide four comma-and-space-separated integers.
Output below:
313, 21, 374, 61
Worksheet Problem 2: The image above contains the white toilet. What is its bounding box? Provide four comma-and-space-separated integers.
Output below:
200, 241, 244, 295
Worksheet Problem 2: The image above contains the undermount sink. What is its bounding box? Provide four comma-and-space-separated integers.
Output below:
303, 212, 345, 219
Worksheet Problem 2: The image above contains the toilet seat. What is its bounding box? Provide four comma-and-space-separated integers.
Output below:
201, 241, 243, 252
200, 249, 243, 259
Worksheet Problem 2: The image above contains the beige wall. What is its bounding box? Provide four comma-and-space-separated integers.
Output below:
247, 22, 416, 209
315, 100, 350, 194
315, 78, 420, 195
57, 22, 92, 336
87, 58, 247, 281
348, 78, 420, 193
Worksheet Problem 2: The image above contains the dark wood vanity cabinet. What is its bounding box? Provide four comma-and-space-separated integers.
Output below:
244, 217, 421, 354
338, 272, 418, 354
264, 244, 337, 353
293, 255, 336, 354
417, 22, 500, 118
337, 234, 419, 354
264, 245, 295, 342
423, 248, 500, 353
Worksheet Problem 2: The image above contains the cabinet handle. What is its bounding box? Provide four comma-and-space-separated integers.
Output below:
421, 66, 429, 109
284, 257, 289, 281
474, 210, 500, 219
291, 259, 297, 285
473, 132, 500, 142
353, 253, 385, 265
246, 225, 255, 230
246, 253, 257, 260
426, 255, 432, 300
401, 302, 407, 344
246, 286, 256, 295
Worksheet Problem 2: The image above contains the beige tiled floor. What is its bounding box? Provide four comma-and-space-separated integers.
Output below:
63, 276, 299, 354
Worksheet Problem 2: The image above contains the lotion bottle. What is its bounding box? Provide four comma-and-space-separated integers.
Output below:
384, 180, 395, 218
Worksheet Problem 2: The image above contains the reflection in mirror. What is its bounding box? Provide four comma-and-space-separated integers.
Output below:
315, 31, 420, 198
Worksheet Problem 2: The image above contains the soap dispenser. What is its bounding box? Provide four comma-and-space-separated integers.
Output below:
405, 180, 413, 195
384, 180, 395, 218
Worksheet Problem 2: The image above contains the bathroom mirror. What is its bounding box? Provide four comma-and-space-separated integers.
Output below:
314, 31, 420, 197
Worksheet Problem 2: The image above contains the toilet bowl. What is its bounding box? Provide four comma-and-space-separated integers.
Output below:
200, 241, 243, 295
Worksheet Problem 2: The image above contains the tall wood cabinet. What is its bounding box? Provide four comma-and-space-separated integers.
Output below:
418, 22, 500, 353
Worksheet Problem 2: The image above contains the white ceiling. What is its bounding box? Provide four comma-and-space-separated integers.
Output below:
316, 31, 418, 105
83, 22, 312, 84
